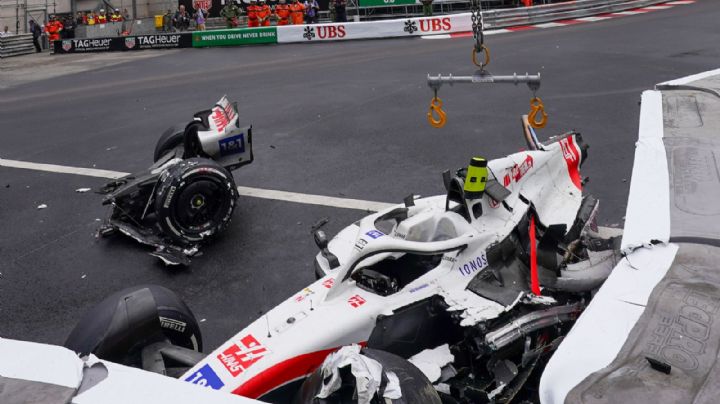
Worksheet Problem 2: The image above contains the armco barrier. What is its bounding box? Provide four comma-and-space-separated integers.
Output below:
52, 0, 667, 53
0, 34, 35, 58
53, 33, 192, 53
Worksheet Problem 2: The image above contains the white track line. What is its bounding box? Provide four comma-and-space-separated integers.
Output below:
0, 158, 396, 212
0, 158, 130, 179
535, 22, 566, 28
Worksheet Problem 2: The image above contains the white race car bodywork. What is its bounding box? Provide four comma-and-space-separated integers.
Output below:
0, 338, 261, 404
181, 132, 587, 399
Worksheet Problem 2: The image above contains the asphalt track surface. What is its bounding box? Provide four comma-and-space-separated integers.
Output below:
1, 0, 718, 362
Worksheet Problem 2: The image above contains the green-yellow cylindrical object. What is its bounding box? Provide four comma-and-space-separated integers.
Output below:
464, 157, 488, 199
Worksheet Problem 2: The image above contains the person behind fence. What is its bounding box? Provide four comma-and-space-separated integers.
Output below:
110, 8, 123, 22
62, 15, 76, 38
195, 7, 207, 30
0, 26, 11, 37
327, 0, 335, 24
304, 0, 319, 24
87, 11, 96, 25
97, 9, 108, 24
257, 0, 272, 27
332, 0, 346, 22
289, 0, 305, 25
173, 5, 191, 31
45, 15, 63, 43
274, 0, 291, 26
247, 0, 260, 27
29, 20, 42, 52
221, 1, 241, 28
421, 0, 433, 16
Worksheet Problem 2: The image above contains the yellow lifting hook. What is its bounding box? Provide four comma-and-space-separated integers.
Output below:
528, 97, 548, 129
427, 96, 447, 128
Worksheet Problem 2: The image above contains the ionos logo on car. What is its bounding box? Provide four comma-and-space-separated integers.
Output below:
218, 334, 269, 377
458, 253, 488, 276
185, 364, 225, 390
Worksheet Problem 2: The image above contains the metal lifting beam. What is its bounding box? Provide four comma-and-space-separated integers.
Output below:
427, 71, 541, 93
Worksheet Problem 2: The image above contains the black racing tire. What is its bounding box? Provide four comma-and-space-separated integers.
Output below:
154, 158, 238, 244
293, 348, 442, 404
153, 123, 187, 162
64, 285, 203, 366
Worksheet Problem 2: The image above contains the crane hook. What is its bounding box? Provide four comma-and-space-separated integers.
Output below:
427, 96, 447, 128
528, 97, 547, 129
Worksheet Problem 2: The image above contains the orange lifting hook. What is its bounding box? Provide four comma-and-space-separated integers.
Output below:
472, 44, 491, 70
427, 97, 447, 128
528, 97, 548, 129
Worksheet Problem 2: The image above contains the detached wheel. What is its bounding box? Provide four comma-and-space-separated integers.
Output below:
153, 123, 187, 162
64, 285, 203, 367
155, 158, 238, 244
293, 348, 442, 404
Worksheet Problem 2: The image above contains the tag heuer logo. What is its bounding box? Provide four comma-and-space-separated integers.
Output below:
404, 20, 417, 34
125, 37, 136, 49
62, 40, 72, 51
303, 26, 315, 40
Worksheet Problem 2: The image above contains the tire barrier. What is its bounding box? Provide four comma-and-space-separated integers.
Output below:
0, 34, 35, 58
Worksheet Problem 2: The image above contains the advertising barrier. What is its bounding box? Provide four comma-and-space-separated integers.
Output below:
54, 33, 192, 53
276, 13, 471, 43
191, 28, 278, 47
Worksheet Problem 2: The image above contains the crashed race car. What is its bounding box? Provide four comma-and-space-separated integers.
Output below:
97, 96, 253, 265
66, 117, 621, 403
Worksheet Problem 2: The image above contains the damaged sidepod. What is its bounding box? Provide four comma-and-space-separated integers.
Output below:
96, 96, 253, 265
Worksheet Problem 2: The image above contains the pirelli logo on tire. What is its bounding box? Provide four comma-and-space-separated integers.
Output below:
159, 316, 187, 333
163, 186, 177, 209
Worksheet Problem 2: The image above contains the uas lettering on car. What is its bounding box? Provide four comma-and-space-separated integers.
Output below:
458, 253, 489, 276
218, 133, 245, 156
185, 364, 225, 390
217, 334, 269, 377
348, 295, 366, 308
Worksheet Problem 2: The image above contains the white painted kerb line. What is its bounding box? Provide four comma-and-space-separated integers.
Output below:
0, 158, 395, 212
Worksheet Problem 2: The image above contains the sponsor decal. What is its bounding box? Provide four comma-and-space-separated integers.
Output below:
62, 40, 72, 51
125, 37, 136, 49
419, 17, 451, 32
159, 316, 186, 333
192, 28, 277, 47
303, 26, 315, 40
71, 38, 112, 52
348, 294, 366, 308
365, 230, 384, 239
218, 133, 245, 156
294, 287, 315, 303
304, 25, 347, 41
136, 34, 181, 47
489, 198, 500, 209
409, 283, 429, 293
194, 0, 212, 10
404, 20, 418, 34
458, 253, 488, 276
354, 238, 368, 251
322, 278, 334, 289
503, 154, 534, 187
442, 255, 456, 263
559, 136, 582, 190
218, 335, 269, 377
185, 364, 225, 389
